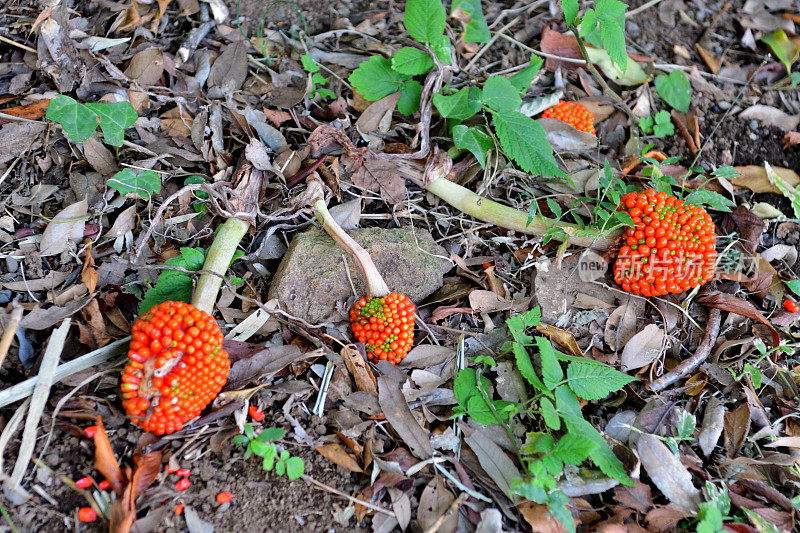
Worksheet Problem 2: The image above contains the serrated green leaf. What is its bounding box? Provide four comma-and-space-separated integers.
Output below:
432, 86, 481, 121
404, 0, 446, 43
522, 306, 541, 327
169, 247, 205, 270
712, 165, 738, 180
579, 9, 596, 38
562, 0, 579, 26
765, 161, 800, 218
107, 168, 162, 200
566, 360, 636, 400
540, 397, 561, 430
542, 453, 563, 476
762, 30, 799, 74
536, 336, 563, 390
451, 0, 491, 43
508, 56, 543, 92
85, 102, 137, 147
46, 95, 99, 143
300, 54, 320, 73
256, 426, 285, 442
349, 56, 408, 101
285, 456, 304, 480
552, 433, 597, 465
596, 0, 627, 71
466, 394, 498, 424
452, 125, 493, 167
391, 47, 434, 75
398, 80, 422, 115
492, 111, 565, 178
654, 70, 691, 112
482, 76, 522, 112
430, 34, 452, 63
513, 342, 547, 392
511, 479, 548, 504
547, 492, 576, 533
683, 189, 735, 212
139, 247, 205, 314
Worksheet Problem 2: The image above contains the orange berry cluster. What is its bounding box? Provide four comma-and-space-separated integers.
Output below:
541, 100, 596, 135
350, 292, 415, 364
614, 189, 717, 297
121, 301, 230, 435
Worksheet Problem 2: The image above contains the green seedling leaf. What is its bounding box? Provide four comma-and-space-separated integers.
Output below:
404, 0, 446, 44
540, 397, 561, 430
511, 479, 547, 504
683, 189, 735, 212
579, 8, 597, 39
256, 427, 285, 442
584, 46, 647, 86
46, 95, 99, 143
765, 161, 800, 218
392, 47, 434, 75
712, 166, 738, 180
492, 111, 565, 178
300, 54, 320, 73
513, 342, 547, 393
552, 433, 597, 465
108, 168, 162, 200
430, 34, 452, 63
653, 110, 675, 138
654, 70, 691, 112
466, 394, 498, 424
785, 279, 800, 296
536, 336, 563, 390
84, 102, 137, 147
398, 80, 423, 115
595, 0, 627, 70
452, 125, 493, 167
761, 30, 800, 73
482, 76, 522, 112
566, 359, 637, 400
451, 0, 491, 43
432, 86, 481, 121
638, 115, 654, 134
285, 457, 304, 480
139, 247, 205, 314
349, 56, 408, 101
562, 0, 579, 26
508, 56, 543, 92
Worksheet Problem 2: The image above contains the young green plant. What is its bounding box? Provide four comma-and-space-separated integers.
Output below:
234, 424, 305, 480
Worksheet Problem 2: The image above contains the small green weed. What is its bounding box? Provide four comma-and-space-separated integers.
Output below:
234, 424, 305, 480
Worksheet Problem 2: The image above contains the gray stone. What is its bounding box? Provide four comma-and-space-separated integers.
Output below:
268, 227, 451, 323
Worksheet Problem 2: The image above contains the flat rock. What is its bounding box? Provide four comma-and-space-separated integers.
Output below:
268, 227, 451, 323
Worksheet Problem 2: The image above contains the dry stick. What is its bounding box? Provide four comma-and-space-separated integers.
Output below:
301, 474, 396, 518
649, 307, 721, 392
626, 0, 667, 17
0, 398, 30, 478
422, 492, 469, 533
11, 318, 71, 485
0, 305, 23, 370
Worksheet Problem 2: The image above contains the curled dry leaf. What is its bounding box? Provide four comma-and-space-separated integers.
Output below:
417, 476, 457, 533
538, 117, 598, 152
698, 396, 725, 456
605, 301, 638, 352
39, 198, 88, 256
377, 376, 432, 459
723, 403, 751, 457
620, 324, 664, 371
739, 104, 800, 132
697, 292, 780, 348
731, 165, 800, 194
315, 442, 363, 473
93, 417, 125, 496
636, 433, 701, 512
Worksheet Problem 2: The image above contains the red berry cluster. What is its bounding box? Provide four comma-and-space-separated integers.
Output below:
541, 100, 596, 135
121, 301, 230, 435
614, 189, 717, 297
350, 292, 415, 364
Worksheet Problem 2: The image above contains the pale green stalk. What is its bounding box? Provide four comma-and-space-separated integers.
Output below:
191, 217, 250, 314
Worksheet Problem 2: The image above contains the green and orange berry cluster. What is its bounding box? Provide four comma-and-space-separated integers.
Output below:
541, 100, 596, 135
121, 301, 230, 435
614, 189, 717, 297
350, 292, 415, 364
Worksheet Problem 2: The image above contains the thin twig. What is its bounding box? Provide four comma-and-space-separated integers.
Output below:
464, 15, 521, 72
649, 307, 721, 392
301, 474, 396, 517
0, 305, 23, 370
422, 492, 468, 533
626, 0, 667, 18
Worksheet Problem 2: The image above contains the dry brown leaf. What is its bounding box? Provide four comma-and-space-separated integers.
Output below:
93, 417, 125, 496
739, 104, 800, 132
208, 40, 248, 91
160, 106, 193, 137
620, 324, 664, 371
614, 480, 654, 514
0, 99, 50, 126
718, 205, 765, 254
356, 93, 400, 136
82, 136, 117, 175
636, 433, 701, 512
697, 292, 780, 348
39, 198, 87, 256
536, 323, 583, 358
0, 121, 45, 165
724, 403, 751, 457
463, 425, 520, 499
731, 165, 800, 194
645, 504, 689, 532
417, 476, 457, 533
518, 501, 570, 533
694, 43, 720, 73
698, 396, 725, 457
377, 376, 432, 459
540, 27, 582, 71
783, 131, 800, 149
605, 300, 638, 352
81, 243, 97, 293
340, 345, 377, 396
315, 442, 363, 473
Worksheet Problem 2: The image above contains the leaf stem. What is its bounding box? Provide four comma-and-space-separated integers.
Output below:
567, 24, 635, 120
191, 217, 250, 314
425, 177, 620, 250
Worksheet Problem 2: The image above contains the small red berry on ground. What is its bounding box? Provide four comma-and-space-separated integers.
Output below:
349, 292, 416, 364
175, 468, 191, 477
541, 100, 596, 135
75, 477, 93, 489
98, 480, 111, 490
216, 491, 234, 504
121, 301, 230, 435
175, 478, 191, 491
614, 189, 717, 297
83, 426, 97, 438
784, 299, 799, 313
248, 405, 265, 421
78, 507, 97, 522
174, 503, 184, 515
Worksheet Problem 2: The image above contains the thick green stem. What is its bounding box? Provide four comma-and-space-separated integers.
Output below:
312, 198, 390, 298
191, 217, 250, 314
425, 178, 619, 250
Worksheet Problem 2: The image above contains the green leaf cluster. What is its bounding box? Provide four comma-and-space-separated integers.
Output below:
235, 424, 305, 480
348, 0, 451, 115
46, 95, 137, 147
638, 110, 674, 138
571, 0, 628, 71
139, 247, 205, 314
108, 168, 162, 200
301, 54, 336, 100
654, 70, 692, 112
